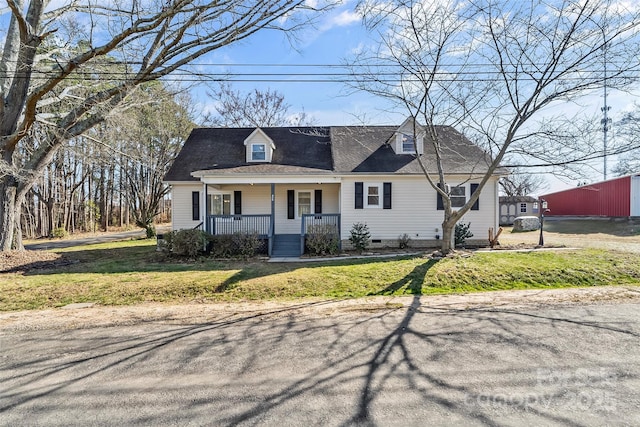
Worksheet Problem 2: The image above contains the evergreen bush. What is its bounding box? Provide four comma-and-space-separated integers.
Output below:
348, 222, 371, 253
455, 222, 474, 247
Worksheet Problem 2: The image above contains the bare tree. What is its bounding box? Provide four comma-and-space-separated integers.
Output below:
0, 0, 334, 250
117, 84, 194, 237
206, 82, 314, 127
351, 0, 640, 251
613, 157, 640, 176
499, 170, 548, 197
613, 107, 640, 176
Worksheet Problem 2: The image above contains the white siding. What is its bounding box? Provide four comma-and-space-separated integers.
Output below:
171, 183, 203, 231
212, 184, 271, 215
274, 183, 340, 234
340, 176, 499, 243
174, 177, 499, 242
173, 182, 341, 234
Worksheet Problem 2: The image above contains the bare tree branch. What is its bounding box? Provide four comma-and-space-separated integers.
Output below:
350, 0, 640, 251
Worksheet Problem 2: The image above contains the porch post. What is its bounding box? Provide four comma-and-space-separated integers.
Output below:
270, 183, 275, 235
203, 183, 208, 233
269, 183, 275, 257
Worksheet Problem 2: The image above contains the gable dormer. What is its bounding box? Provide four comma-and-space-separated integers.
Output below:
393, 117, 424, 155
244, 127, 276, 163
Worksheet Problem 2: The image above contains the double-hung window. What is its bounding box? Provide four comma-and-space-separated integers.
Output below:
297, 191, 312, 217
401, 133, 415, 153
450, 186, 466, 208
208, 193, 231, 215
251, 143, 266, 161
365, 183, 382, 208
520, 203, 527, 213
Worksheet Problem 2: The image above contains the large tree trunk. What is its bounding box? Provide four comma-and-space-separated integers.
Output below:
440, 221, 455, 253
0, 177, 23, 250
0, 179, 17, 250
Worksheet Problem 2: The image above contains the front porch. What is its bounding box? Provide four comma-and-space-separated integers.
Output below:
200, 179, 342, 257
205, 213, 341, 257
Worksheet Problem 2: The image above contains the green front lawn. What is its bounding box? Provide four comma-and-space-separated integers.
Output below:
1, 239, 639, 311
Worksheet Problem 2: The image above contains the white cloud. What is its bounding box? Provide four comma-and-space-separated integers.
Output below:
329, 9, 361, 27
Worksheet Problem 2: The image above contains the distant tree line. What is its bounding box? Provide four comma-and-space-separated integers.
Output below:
20, 83, 194, 239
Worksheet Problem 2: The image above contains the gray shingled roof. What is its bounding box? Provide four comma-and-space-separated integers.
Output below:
164, 127, 333, 182
331, 125, 494, 174
499, 196, 538, 203
164, 125, 501, 182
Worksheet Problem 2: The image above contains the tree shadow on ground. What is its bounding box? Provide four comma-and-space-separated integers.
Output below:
1, 290, 636, 426
215, 255, 425, 293
13, 244, 425, 279
370, 259, 438, 295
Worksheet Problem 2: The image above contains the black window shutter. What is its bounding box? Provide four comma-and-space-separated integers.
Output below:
314, 189, 322, 214
383, 182, 392, 209
234, 191, 242, 215
192, 191, 200, 220
355, 182, 363, 209
287, 190, 295, 219
470, 183, 480, 210
436, 184, 444, 210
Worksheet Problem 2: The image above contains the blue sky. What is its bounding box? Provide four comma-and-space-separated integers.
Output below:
186, 1, 640, 193
3, 1, 639, 193
190, 3, 406, 126
189, 1, 640, 129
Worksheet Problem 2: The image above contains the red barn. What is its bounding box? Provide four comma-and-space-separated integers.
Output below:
541, 174, 640, 217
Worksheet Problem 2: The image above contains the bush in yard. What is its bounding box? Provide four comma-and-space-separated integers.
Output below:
231, 231, 261, 259
157, 231, 173, 252
208, 234, 235, 258
306, 224, 339, 256
52, 227, 67, 239
171, 229, 208, 257
398, 233, 411, 249
209, 232, 261, 259
349, 222, 371, 253
455, 222, 474, 247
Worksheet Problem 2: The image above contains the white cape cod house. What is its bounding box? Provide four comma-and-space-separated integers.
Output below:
163, 120, 504, 257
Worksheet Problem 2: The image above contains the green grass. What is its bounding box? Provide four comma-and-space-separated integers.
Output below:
1, 239, 640, 311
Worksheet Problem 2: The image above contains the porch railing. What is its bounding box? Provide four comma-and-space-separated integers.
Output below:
300, 213, 341, 255
206, 214, 271, 237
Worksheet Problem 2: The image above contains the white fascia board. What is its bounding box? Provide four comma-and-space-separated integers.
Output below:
192, 173, 342, 185
163, 181, 201, 186
341, 173, 494, 180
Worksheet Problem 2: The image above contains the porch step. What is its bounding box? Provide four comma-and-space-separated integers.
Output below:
271, 234, 301, 258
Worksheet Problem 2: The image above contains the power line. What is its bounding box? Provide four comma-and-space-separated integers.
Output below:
3, 59, 639, 68
2, 70, 638, 84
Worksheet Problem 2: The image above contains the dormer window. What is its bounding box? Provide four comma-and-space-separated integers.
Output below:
251, 143, 266, 161
393, 117, 424, 155
401, 134, 415, 153
244, 127, 275, 163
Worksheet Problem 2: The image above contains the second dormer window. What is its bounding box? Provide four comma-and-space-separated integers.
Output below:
401, 134, 415, 153
251, 143, 266, 161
